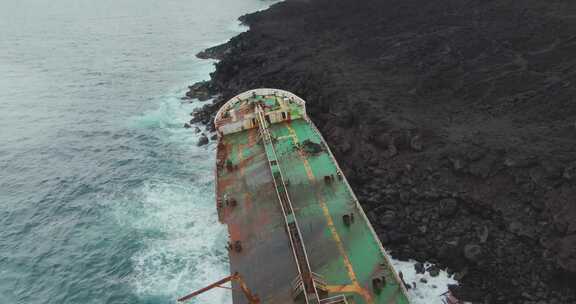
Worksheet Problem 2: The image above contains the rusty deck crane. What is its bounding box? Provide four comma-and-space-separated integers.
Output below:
177, 272, 260, 304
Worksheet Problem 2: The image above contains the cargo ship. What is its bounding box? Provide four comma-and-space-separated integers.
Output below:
180, 89, 410, 304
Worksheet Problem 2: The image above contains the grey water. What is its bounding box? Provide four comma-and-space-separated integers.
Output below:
0, 1, 274, 303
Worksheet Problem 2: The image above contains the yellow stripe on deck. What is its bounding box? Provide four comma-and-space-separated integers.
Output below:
285, 123, 373, 304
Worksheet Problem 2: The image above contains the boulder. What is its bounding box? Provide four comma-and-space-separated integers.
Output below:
196, 42, 232, 60
414, 262, 425, 274
439, 198, 458, 217
427, 265, 440, 277
553, 235, 576, 272
185, 81, 214, 101
450, 157, 466, 172
463, 244, 483, 262
563, 162, 576, 180
410, 134, 423, 151
197, 135, 209, 146
379, 211, 397, 227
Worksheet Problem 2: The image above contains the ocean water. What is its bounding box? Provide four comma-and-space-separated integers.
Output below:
0, 1, 457, 303
0, 1, 274, 303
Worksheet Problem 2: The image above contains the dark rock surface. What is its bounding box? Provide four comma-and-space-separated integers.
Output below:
196, 42, 234, 61
184, 81, 217, 101
189, 0, 576, 302
197, 134, 209, 147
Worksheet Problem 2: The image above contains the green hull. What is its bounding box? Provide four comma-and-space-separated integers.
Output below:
215, 89, 409, 304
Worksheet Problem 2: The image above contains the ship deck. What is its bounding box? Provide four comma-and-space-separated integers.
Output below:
216, 97, 408, 304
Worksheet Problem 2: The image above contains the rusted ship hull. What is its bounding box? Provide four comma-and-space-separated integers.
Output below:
215, 89, 410, 304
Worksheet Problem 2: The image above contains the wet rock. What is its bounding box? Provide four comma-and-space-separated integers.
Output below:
427, 265, 440, 277
398, 271, 405, 284
414, 262, 425, 274
210, 134, 218, 141
197, 135, 209, 146
454, 269, 468, 281
194, 127, 201, 133
185, 81, 214, 101
196, 42, 232, 60
184, 123, 191, 128
190, 104, 216, 125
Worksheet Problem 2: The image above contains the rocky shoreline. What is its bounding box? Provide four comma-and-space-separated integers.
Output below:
186, 0, 576, 302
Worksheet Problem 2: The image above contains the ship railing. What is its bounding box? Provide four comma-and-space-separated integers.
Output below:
311, 272, 327, 291
291, 276, 304, 298
215, 88, 307, 124
291, 275, 302, 289
291, 272, 326, 292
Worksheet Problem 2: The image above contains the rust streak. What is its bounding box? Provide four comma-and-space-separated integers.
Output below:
244, 192, 253, 211
248, 128, 258, 146
237, 143, 245, 176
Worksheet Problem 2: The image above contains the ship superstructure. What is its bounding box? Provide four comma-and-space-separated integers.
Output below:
213, 89, 410, 304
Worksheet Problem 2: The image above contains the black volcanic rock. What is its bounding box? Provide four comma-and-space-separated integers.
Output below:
190, 0, 576, 302
427, 265, 441, 277
414, 262, 425, 274
197, 134, 209, 147
463, 244, 483, 263
184, 81, 216, 101
196, 42, 233, 61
